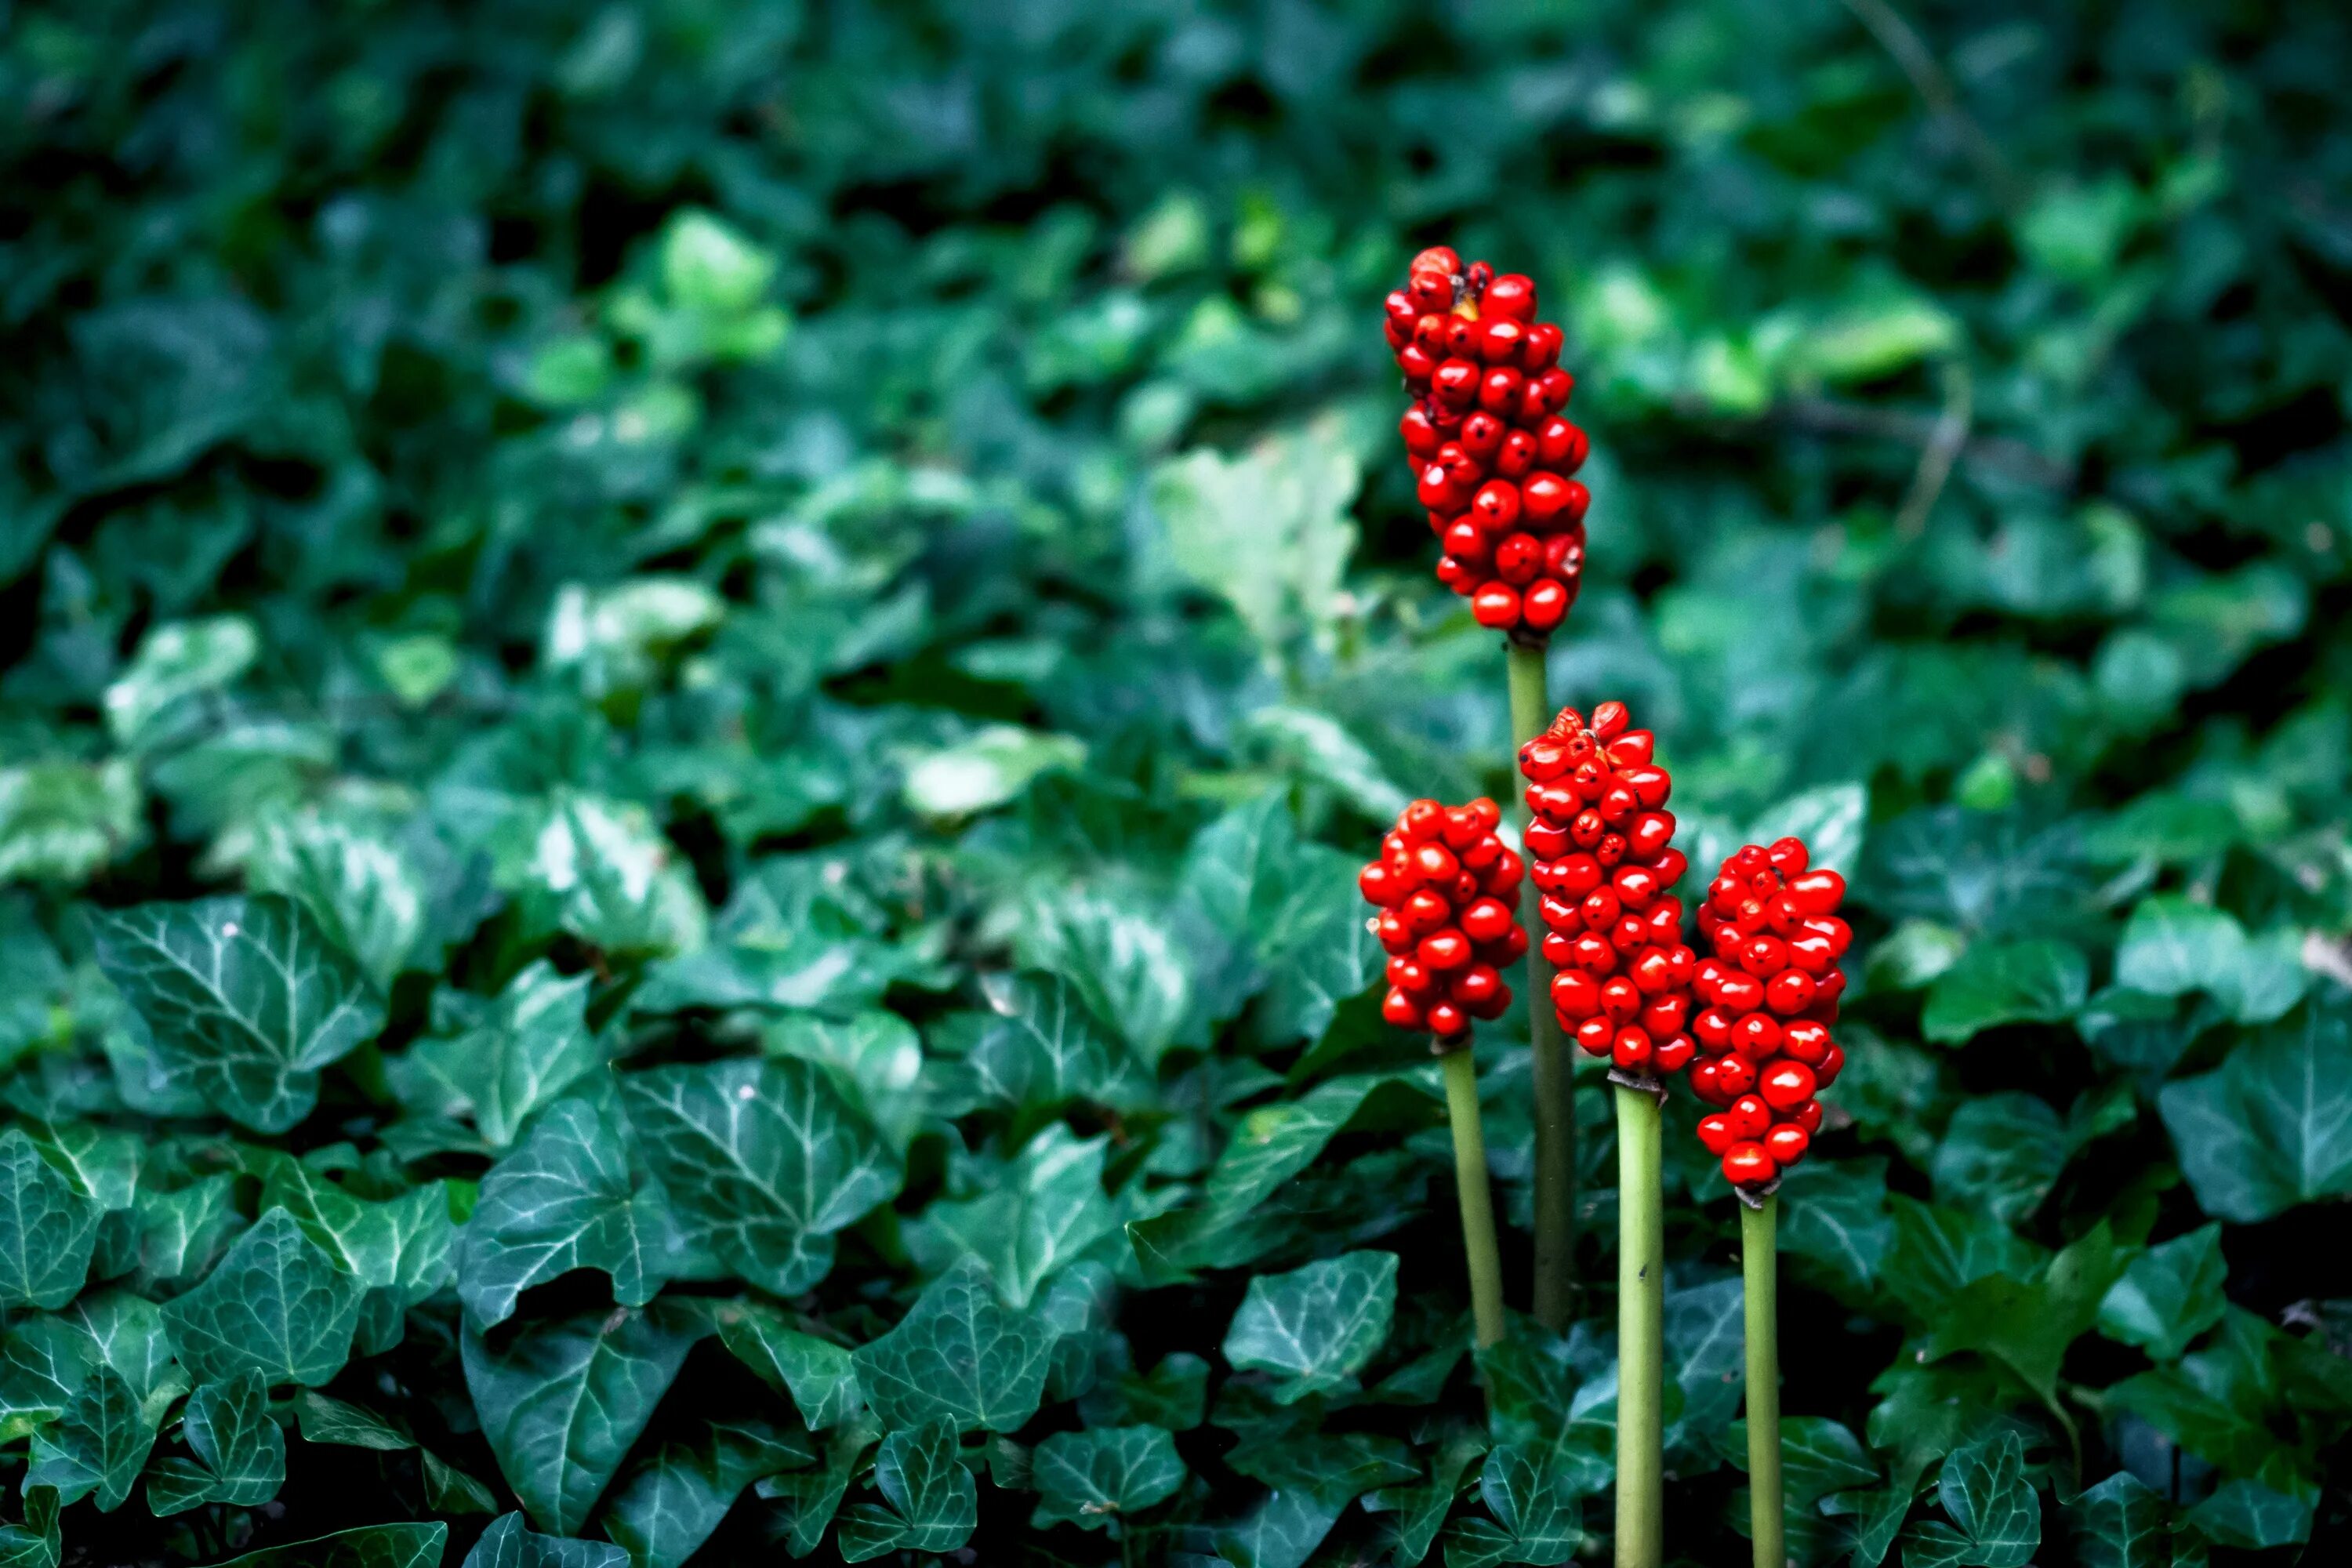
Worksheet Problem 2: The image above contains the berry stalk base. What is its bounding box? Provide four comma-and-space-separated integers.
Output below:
1507, 641, 1577, 1330
1743, 1195, 1783, 1568
1441, 1045, 1508, 1349
1614, 1083, 1665, 1568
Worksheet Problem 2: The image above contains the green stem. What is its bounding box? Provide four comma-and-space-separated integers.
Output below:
1441, 1046, 1508, 1349
1614, 1084, 1664, 1568
1508, 641, 1577, 1330
1743, 1196, 1783, 1568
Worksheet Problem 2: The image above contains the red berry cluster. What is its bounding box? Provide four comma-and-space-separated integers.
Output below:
1690, 840, 1853, 1189
1383, 247, 1589, 641
1516, 702, 1697, 1081
1359, 798, 1528, 1043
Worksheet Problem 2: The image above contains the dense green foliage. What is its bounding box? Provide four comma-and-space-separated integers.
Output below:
5, 0, 2352, 1563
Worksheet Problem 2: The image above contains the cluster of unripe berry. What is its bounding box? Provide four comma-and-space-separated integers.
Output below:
1359, 798, 1528, 1044
1384, 247, 1589, 641
1690, 840, 1853, 1189
1515, 702, 1697, 1080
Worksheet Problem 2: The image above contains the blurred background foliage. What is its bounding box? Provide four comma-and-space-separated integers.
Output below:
2, 0, 2350, 1563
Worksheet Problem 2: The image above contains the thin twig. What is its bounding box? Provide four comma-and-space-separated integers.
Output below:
1896, 361, 1973, 536
1839, 0, 2025, 210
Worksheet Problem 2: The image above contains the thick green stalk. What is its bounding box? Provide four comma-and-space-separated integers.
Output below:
1440, 1047, 1508, 1348
1613, 1084, 1664, 1568
1743, 1196, 1784, 1568
1507, 641, 1576, 1329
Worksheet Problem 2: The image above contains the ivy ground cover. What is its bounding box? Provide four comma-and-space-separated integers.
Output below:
2, 1, 2351, 1564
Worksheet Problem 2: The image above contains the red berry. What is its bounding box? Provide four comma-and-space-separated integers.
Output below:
1483, 273, 1537, 322
1472, 481, 1522, 532
1426, 1000, 1467, 1038
1726, 1094, 1773, 1141
1461, 412, 1504, 460
1697, 1112, 1736, 1156
1764, 1124, 1810, 1166
1382, 989, 1424, 1028
1522, 323, 1565, 372
1714, 1055, 1759, 1098
1722, 1142, 1777, 1187
1420, 929, 1472, 971
1472, 584, 1522, 628
1461, 897, 1514, 942
1521, 579, 1570, 630
1766, 970, 1817, 1014
1759, 1061, 1817, 1110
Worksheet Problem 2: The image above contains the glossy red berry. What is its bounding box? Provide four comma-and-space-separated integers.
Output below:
1362, 797, 1526, 1047
1722, 1142, 1777, 1186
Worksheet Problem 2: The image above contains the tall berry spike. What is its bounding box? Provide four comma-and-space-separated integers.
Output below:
1516, 702, 1697, 1083
1385, 250, 1588, 644
1690, 837, 1852, 1193
1360, 795, 1521, 1351
1360, 797, 1526, 1040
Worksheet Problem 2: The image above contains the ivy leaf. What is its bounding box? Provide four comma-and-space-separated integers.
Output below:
209, 1523, 447, 1568
131, 1173, 245, 1292
1931, 1431, 2042, 1566
0, 1128, 100, 1310
103, 615, 259, 746
1882, 1197, 2044, 1329
1221, 1250, 1396, 1403
1922, 941, 2088, 1044
296, 1389, 413, 1450
713, 1299, 862, 1430
2096, 1223, 2227, 1361
1128, 1072, 1395, 1278
390, 963, 605, 1151
601, 1418, 811, 1568
1215, 1489, 1347, 1568
1475, 1420, 1612, 1563
93, 895, 383, 1133
1029, 1425, 1186, 1530
173, 1371, 284, 1509
462, 1300, 704, 1534
460, 1512, 629, 1568
1777, 1156, 1893, 1301
2115, 897, 2307, 1023
423, 1451, 501, 1515
24, 1364, 154, 1512
2063, 1472, 2184, 1568
1665, 1277, 1748, 1452
760, 1011, 925, 1152
1017, 885, 1196, 1065
1363, 1432, 1483, 1567
161, 1207, 365, 1388
2158, 1002, 2352, 1221
755, 1416, 878, 1556
246, 811, 429, 993
457, 1094, 669, 1329
1078, 1351, 1209, 1432
621, 1056, 901, 1296
967, 970, 1150, 1116
1931, 1094, 2069, 1225
910, 1123, 1117, 1307
0, 1487, 58, 1568
1925, 1224, 2128, 1410
2185, 1477, 2312, 1548
834, 1418, 978, 1561
851, 1255, 1059, 1434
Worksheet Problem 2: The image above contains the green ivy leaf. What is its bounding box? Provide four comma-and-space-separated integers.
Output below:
1925, 1224, 2128, 1410
1475, 1419, 1611, 1563
296, 1389, 412, 1450
1221, 1250, 1396, 1403
1931, 1094, 2069, 1225
24, 1364, 154, 1512
2063, 1472, 2186, 1568
463, 1301, 703, 1534
423, 1450, 500, 1515
601, 1417, 811, 1568
1922, 941, 2088, 1043
103, 615, 259, 746
2096, 1223, 2227, 1361
1077, 1351, 1208, 1432
1128, 1072, 1395, 1278
852, 1255, 1059, 1434
131, 1173, 245, 1293
161, 1207, 364, 1387
457, 1094, 669, 1329
172, 1371, 284, 1509
1933, 1431, 2042, 1566
2185, 1477, 2312, 1548
460, 1512, 629, 1568
754, 1417, 877, 1556
0, 1128, 100, 1310
93, 895, 383, 1133
1216, 1488, 1346, 1568
209, 1523, 447, 1568
1777, 1156, 1893, 1301
909, 1123, 1117, 1307
246, 811, 429, 993
713, 1299, 862, 1430
1029, 1425, 1185, 1530
390, 963, 605, 1151
966, 970, 1150, 1117
834, 1418, 979, 1562
2158, 1003, 2352, 1221
2115, 897, 2308, 1024
760, 1011, 925, 1152
621, 1057, 901, 1296
0, 1486, 58, 1568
